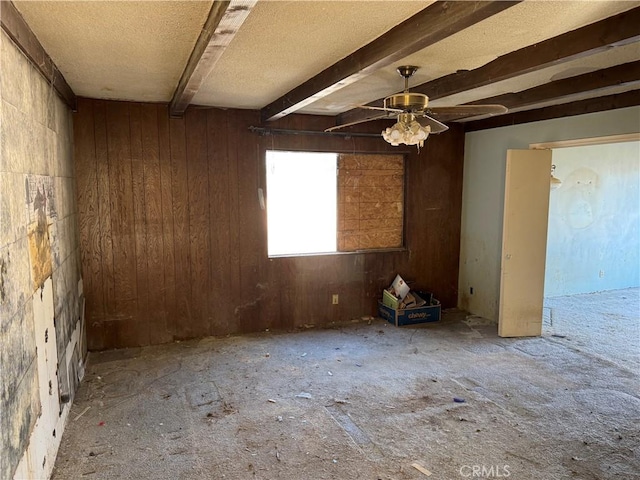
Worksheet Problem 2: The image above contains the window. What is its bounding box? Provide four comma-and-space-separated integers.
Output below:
266, 150, 404, 257
266, 151, 337, 256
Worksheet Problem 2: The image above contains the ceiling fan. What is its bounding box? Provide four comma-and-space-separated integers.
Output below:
326, 65, 508, 148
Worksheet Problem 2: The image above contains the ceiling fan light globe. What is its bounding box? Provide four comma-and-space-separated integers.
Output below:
381, 113, 431, 148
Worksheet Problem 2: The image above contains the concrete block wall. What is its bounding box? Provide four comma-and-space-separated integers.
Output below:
1, 30, 85, 480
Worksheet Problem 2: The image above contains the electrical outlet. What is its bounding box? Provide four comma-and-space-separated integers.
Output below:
332, 294, 339, 305
599, 270, 605, 278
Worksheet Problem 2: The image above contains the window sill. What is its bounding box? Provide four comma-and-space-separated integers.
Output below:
268, 247, 407, 259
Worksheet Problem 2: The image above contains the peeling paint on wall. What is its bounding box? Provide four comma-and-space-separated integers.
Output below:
27, 222, 52, 290
25, 175, 57, 223
25, 175, 56, 290
559, 167, 601, 230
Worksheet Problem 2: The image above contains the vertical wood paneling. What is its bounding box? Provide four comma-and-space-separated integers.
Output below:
185, 109, 210, 337
157, 105, 177, 339
169, 116, 191, 338
141, 104, 168, 345
129, 103, 149, 346
226, 110, 242, 334
105, 102, 138, 343
236, 111, 263, 332
207, 108, 232, 335
74, 98, 103, 350
74, 99, 464, 350
93, 101, 116, 328
403, 124, 465, 307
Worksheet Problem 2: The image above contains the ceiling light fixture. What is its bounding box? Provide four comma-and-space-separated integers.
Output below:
381, 113, 430, 148
327, 65, 507, 149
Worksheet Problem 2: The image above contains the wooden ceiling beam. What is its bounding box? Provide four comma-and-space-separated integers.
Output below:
170, 0, 256, 117
260, 1, 520, 122
339, 6, 640, 126
468, 60, 640, 111
465, 89, 640, 132
1, 0, 77, 110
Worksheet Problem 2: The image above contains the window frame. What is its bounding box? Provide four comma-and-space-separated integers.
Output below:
264, 148, 409, 259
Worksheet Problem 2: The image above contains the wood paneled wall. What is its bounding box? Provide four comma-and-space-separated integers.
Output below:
74, 98, 464, 350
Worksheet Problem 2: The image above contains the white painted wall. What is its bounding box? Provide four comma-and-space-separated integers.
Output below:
458, 106, 640, 321
545, 141, 640, 296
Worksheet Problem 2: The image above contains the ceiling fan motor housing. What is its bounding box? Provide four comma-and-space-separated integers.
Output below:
384, 93, 429, 112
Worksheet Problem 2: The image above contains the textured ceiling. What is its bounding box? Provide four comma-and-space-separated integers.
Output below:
191, 0, 434, 108
10, 0, 640, 120
429, 42, 640, 109
13, 0, 212, 102
301, 0, 640, 114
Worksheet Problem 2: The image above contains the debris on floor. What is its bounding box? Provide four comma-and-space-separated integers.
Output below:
74, 406, 91, 421
411, 461, 432, 476
52, 303, 640, 480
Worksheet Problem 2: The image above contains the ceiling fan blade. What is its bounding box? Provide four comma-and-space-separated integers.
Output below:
429, 104, 508, 121
325, 112, 393, 132
355, 104, 404, 114
418, 115, 449, 134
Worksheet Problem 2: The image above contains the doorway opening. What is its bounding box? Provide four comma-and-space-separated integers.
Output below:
540, 137, 640, 370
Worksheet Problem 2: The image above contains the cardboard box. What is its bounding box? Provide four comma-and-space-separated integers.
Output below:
378, 293, 441, 326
